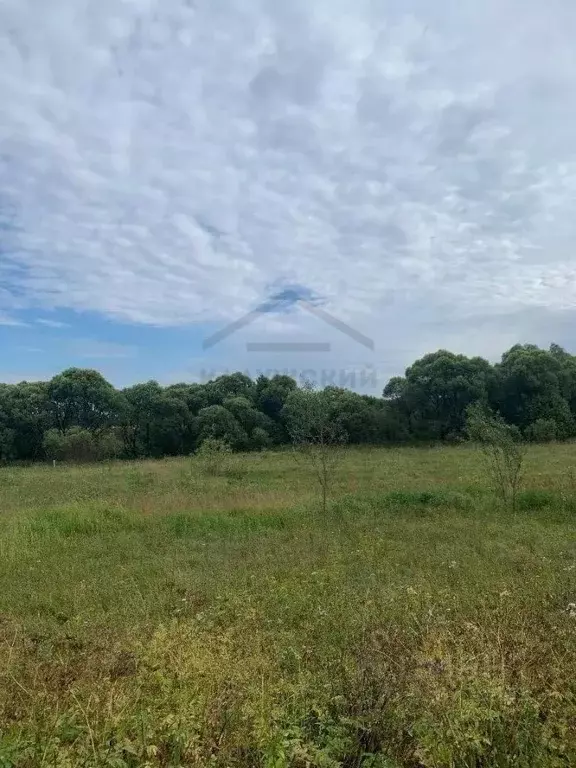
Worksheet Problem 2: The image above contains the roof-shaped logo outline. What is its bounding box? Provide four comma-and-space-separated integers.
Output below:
203, 295, 374, 352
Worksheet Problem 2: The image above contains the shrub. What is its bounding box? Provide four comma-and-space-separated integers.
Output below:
43, 428, 99, 463
283, 385, 348, 514
251, 426, 272, 451
516, 489, 554, 511
526, 418, 558, 443
43, 428, 123, 463
466, 403, 526, 513
195, 438, 232, 475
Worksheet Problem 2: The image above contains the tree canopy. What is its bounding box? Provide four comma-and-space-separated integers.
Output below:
1, 343, 576, 462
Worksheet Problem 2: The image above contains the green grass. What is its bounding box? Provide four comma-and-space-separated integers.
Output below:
1, 445, 576, 766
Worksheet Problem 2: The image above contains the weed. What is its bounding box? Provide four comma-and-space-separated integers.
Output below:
195, 437, 233, 476
516, 489, 555, 511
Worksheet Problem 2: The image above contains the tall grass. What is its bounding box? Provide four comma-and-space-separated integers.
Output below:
0, 445, 576, 766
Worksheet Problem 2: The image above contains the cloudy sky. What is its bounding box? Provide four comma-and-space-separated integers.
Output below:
2, 0, 576, 391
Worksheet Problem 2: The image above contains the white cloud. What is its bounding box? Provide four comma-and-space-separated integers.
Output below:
0, 311, 25, 327
36, 318, 70, 328
2, 0, 576, 368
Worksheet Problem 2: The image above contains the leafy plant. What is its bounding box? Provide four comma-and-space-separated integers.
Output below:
466, 403, 526, 513
283, 383, 348, 514
526, 418, 558, 443
195, 437, 233, 476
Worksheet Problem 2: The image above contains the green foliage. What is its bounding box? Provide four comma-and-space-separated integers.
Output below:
205, 372, 256, 404
98, 429, 124, 460
195, 437, 233, 475
4, 342, 576, 465
256, 374, 298, 421
384, 489, 468, 509
223, 396, 277, 448
251, 426, 272, 451
516, 489, 555, 511
494, 344, 575, 438
466, 403, 526, 513
526, 417, 558, 443
0, 381, 49, 461
284, 386, 348, 513
43, 427, 122, 463
48, 367, 121, 433
384, 350, 493, 440
197, 405, 249, 451
0, 426, 16, 463
121, 381, 194, 458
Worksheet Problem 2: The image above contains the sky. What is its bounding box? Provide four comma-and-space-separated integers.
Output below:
2, 0, 576, 393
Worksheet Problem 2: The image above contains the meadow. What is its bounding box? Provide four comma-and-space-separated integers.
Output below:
1, 445, 576, 767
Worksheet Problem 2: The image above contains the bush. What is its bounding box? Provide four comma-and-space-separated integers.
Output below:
43, 428, 98, 463
0, 427, 16, 463
380, 489, 472, 511
526, 418, 558, 443
43, 428, 123, 463
283, 386, 348, 514
516, 489, 555, 511
466, 403, 526, 513
97, 430, 124, 460
195, 438, 232, 475
250, 427, 272, 451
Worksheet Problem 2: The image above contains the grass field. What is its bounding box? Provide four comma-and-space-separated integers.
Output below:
1, 445, 576, 767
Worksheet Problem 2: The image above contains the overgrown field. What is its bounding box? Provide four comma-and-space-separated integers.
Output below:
1, 445, 576, 767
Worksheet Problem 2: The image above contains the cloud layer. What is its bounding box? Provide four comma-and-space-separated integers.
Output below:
2, 0, 576, 361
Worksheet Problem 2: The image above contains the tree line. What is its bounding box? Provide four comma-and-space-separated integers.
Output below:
1, 342, 575, 463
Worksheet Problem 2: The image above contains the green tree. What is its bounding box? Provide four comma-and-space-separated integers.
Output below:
384, 351, 492, 440
493, 345, 575, 438
48, 369, 121, 434
121, 382, 193, 458
196, 405, 249, 451
0, 382, 50, 461
322, 387, 390, 444
165, 383, 211, 416
256, 374, 298, 421
223, 396, 278, 448
0, 426, 16, 463
283, 386, 348, 514
205, 373, 256, 405
526, 418, 558, 443
251, 426, 272, 451
43, 427, 99, 463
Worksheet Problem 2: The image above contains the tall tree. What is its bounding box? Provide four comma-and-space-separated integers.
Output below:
205, 373, 256, 405
121, 381, 194, 458
493, 345, 575, 438
196, 405, 249, 451
256, 374, 298, 421
384, 351, 492, 440
48, 368, 121, 434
